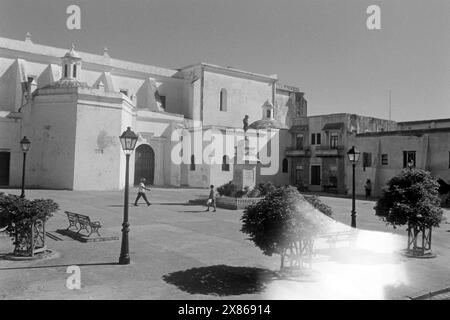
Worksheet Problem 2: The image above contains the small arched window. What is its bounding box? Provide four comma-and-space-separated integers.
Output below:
64, 64, 68, 78
282, 158, 288, 173
220, 89, 227, 111
73, 65, 77, 78
267, 109, 272, 119
190, 155, 196, 171
222, 155, 230, 171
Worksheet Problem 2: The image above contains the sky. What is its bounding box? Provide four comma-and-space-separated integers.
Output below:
0, 0, 448, 121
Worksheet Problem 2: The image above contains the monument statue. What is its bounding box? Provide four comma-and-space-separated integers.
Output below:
243, 115, 249, 133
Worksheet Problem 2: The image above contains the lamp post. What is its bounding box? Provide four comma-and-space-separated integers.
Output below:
347, 146, 360, 228
118, 127, 138, 265
19, 136, 31, 198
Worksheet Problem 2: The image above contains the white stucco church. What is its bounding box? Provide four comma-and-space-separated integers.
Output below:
0, 34, 307, 190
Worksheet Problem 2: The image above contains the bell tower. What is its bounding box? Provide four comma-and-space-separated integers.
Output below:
262, 100, 275, 120
61, 44, 82, 81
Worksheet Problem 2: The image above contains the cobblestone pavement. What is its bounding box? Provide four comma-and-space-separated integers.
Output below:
0, 188, 449, 300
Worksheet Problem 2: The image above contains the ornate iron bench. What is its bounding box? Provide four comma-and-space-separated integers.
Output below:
65, 211, 102, 237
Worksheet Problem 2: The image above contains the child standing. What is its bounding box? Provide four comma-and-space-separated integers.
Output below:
206, 185, 216, 212
134, 178, 151, 206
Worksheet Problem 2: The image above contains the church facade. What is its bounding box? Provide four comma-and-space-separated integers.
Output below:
0, 35, 306, 190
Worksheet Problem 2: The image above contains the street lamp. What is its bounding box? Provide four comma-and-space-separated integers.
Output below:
118, 127, 138, 265
20, 136, 31, 198
347, 145, 360, 228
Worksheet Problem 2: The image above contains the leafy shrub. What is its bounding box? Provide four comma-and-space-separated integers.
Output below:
217, 181, 277, 198
296, 181, 308, 192
241, 186, 327, 258
255, 181, 277, 196
246, 187, 262, 198
234, 190, 247, 198
303, 195, 333, 217
217, 181, 238, 197
375, 170, 443, 229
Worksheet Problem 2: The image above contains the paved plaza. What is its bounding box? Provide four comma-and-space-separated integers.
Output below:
0, 187, 449, 300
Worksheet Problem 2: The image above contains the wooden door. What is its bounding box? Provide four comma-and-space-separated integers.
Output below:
134, 145, 155, 185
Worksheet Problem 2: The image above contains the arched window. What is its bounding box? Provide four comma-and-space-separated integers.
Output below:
282, 158, 288, 173
220, 89, 227, 111
73, 65, 77, 78
64, 64, 68, 78
267, 109, 272, 119
222, 155, 230, 171
190, 155, 196, 171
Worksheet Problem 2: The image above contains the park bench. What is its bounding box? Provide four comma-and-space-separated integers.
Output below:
322, 184, 338, 194
319, 230, 359, 248
65, 211, 102, 237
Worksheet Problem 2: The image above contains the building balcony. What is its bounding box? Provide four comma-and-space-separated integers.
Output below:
314, 145, 345, 157
285, 147, 311, 157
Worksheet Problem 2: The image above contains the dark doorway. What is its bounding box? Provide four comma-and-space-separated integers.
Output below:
0, 152, 10, 186
295, 168, 303, 185
311, 165, 321, 186
134, 144, 155, 185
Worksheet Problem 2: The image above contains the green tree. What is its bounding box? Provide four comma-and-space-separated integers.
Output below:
0, 193, 59, 256
375, 169, 443, 256
241, 186, 329, 270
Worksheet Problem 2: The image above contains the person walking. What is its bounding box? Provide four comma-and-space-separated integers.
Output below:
134, 178, 151, 206
205, 185, 216, 212
364, 179, 372, 199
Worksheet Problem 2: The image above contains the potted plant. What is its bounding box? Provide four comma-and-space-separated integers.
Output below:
0, 193, 59, 257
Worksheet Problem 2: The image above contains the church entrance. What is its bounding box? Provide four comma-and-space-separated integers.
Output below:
0, 152, 10, 186
134, 144, 155, 185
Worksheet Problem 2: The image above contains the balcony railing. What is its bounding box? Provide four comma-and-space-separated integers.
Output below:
285, 147, 311, 157
313, 145, 345, 157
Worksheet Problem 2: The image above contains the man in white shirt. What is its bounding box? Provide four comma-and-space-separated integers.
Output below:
134, 178, 151, 206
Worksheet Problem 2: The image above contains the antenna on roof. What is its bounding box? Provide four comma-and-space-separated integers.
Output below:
388, 89, 392, 121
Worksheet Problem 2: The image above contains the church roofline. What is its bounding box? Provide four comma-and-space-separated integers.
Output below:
276, 83, 302, 93
0, 35, 179, 79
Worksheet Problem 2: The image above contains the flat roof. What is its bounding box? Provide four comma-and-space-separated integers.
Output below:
356, 127, 450, 137
398, 118, 450, 125
179, 62, 278, 82
308, 113, 395, 122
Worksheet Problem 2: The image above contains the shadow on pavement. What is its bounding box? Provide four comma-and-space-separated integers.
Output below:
162, 265, 277, 296
107, 202, 197, 207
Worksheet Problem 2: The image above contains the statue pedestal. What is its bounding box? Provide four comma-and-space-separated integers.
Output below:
233, 136, 258, 190
233, 164, 256, 190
